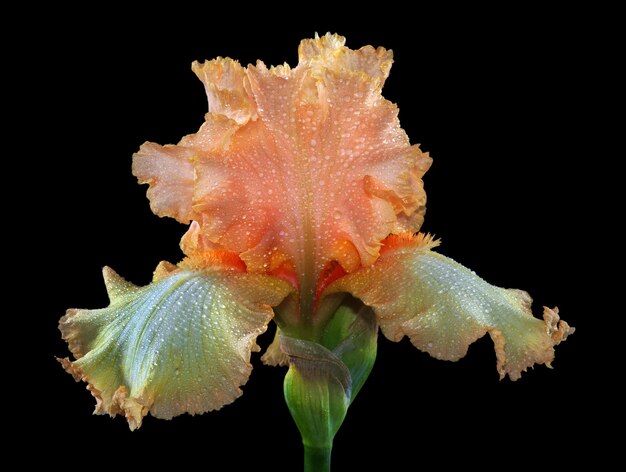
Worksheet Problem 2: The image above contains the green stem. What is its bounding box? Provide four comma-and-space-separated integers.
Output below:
304, 444, 332, 472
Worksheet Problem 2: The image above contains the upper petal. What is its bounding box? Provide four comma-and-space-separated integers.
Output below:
132, 142, 195, 223
131, 34, 431, 316
132, 114, 238, 224
327, 234, 574, 380
242, 34, 430, 273
59, 265, 291, 429
191, 57, 256, 124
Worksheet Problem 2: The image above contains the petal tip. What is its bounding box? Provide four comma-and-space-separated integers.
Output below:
112, 386, 151, 431
57, 356, 82, 381
103, 266, 137, 301
192, 57, 256, 124
261, 328, 289, 367
152, 260, 179, 282
543, 306, 575, 344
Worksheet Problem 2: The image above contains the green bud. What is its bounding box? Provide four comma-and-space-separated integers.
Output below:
321, 301, 378, 401
281, 300, 378, 470
282, 336, 351, 450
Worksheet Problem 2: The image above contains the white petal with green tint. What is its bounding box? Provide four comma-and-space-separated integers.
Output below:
59, 265, 291, 429
328, 242, 573, 380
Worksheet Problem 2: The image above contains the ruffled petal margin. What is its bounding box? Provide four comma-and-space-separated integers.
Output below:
261, 326, 289, 367
58, 264, 291, 429
327, 234, 574, 380
131, 33, 431, 288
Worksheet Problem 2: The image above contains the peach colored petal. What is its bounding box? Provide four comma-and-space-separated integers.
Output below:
327, 234, 574, 380
132, 143, 195, 223
132, 33, 431, 319
191, 58, 256, 124
132, 115, 238, 224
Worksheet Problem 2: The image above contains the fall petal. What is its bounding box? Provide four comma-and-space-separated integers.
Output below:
327, 235, 574, 380
59, 265, 291, 429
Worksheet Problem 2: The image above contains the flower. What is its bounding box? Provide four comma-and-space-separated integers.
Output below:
59, 33, 573, 467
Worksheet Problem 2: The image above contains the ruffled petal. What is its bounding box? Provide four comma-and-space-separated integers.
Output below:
191, 57, 256, 124
59, 265, 291, 429
132, 143, 195, 223
132, 115, 238, 224
131, 34, 431, 309
327, 234, 574, 380
261, 326, 289, 367
242, 34, 430, 275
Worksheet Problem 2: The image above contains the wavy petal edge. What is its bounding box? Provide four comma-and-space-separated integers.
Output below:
326, 235, 574, 380
59, 264, 292, 429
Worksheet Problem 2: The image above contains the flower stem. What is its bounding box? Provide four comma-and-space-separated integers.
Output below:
303, 444, 331, 472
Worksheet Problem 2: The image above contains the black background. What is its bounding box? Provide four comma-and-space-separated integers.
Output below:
30, 9, 598, 470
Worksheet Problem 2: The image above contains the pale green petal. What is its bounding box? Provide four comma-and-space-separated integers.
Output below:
261, 326, 289, 367
328, 244, 573, 380
59, 265, 291, 429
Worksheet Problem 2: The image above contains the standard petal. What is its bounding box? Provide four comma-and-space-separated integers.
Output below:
242, 34, 431, 274
131, 34, 431, 319
132, 115, 239, 224
327, 234, 574, 380
132, 142, 195, 223
59, 265, 291, 429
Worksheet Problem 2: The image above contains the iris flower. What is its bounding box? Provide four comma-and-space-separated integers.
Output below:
59, 33, 573, 471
